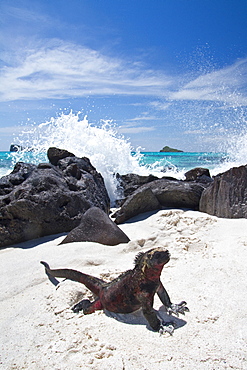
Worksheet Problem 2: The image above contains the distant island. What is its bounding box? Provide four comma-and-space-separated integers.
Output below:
160, 146, 184, 153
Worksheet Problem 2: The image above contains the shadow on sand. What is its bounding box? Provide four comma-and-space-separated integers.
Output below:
1, 232, 66, 250
104, 306, 187, 333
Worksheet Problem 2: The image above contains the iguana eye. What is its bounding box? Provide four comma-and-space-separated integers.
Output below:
154, 252, 162, 259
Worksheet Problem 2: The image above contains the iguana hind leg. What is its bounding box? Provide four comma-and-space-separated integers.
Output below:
72, 298, 103, 314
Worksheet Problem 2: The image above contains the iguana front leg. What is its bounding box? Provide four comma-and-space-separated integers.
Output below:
142, 304, 161, 331
139, 295, 173, 335
157, 282, 189, 316
142, 303, 175, 335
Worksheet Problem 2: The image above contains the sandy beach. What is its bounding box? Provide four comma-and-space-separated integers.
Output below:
0, 209, 246, 369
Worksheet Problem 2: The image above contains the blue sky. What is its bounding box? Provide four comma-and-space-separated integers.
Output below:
0, 0, 247, 151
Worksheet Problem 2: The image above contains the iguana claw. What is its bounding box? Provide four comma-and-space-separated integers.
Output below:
159, 322, 175, 336
72, 299, 91, 313
168, 301, 189, 316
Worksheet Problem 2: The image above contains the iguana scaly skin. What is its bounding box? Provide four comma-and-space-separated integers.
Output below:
41, 248, 189, 333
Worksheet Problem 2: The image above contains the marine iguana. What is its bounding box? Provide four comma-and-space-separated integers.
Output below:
41, 247, 189, 334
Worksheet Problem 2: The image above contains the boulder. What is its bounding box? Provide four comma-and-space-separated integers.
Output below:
60, 207, 130, 245
113, 178, 205, 224
47, 147, 75, 166
147, 179, 205, 210
116, 173, 159, 199
0, 148, 110, 247
113, 187, 161, 224
185, 167, 212, 183
199, 165, 247, 218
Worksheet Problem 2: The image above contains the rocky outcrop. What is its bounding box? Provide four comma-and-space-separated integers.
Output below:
199, 165, 247, 218
113, 178, 206, 224
0, 148, 110, 247
113, 187, 161, 224
60, 207, 130, 245
47, 147, 75, 165
185, 167, 212, 183
116, 173, 159, 200
148, 179, 205, 209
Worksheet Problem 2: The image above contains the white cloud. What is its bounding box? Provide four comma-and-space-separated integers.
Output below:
127, 115, 160, 122
0, 31, 246, 109
3, 6, 52, 24
118, 125, 156, 134
0, 40, 172, 102
117, 119, 157, 134
183, 129, 207, 135
149, 101, 172, 110
171, 58, 247, 106
0, 125, 30, 136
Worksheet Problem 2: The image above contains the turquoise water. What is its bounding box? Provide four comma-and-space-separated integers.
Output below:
0, 151, 47, 177
138, 151, 228, 173
6, 112, 246, 201
0, 150, 229, 179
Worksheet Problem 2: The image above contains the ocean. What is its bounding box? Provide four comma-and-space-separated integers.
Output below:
0, 112, 246, 202
0, 150, 228, 177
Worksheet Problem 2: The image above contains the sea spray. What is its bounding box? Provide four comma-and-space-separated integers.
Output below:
10, 102, 247, 202
204, 103, 247, 175
223, 108, 247, 168
13, 112, 150, 202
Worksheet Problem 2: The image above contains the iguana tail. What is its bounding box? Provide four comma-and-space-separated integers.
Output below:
40, 261, 105, 296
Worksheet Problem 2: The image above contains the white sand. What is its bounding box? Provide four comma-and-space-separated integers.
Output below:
0, 209, 247, 369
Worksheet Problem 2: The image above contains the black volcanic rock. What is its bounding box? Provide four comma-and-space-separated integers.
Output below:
116, 173, 159, 199
0, 148, 110, 247
147, 179, 205, 209
47, 147, 75, 166
185, 167, 212, 183
60, 207, 130, 245
113, 187, 161, 224
199, 165, 247, 218
113, 178, 206, 224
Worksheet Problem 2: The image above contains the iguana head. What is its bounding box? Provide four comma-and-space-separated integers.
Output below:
134, 248, 170, 273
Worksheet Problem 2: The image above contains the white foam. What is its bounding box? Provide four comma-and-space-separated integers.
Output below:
14, 112, 148, 202
13, 109, 247, 202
